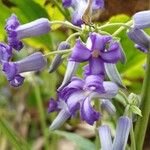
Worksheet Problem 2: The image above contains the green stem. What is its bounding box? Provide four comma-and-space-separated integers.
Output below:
33, 78, 49, 150
135, 51, 150, 150
130, 124, 136, 150
66, 32, 80, 42
44, 49, 72, 57
112, 20, 133, 37
50, 21, 81, 32
98, 23, 132, 30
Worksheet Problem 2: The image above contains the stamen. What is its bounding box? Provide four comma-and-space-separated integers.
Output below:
92, 50, 100, 58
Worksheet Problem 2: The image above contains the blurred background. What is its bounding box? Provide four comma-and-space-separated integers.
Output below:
0, 0, 150, 149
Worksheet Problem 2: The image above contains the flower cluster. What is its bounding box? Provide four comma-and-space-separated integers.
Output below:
127, 10, 150, 53
0, 14, 50, 87
48, 32, 125, 129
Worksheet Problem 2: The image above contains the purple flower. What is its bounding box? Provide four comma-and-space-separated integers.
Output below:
133, 10, 150, 29
99, 116, 132, 150
5, 14, 51, 51
49, 75, 118, 130
70, 33, 123, 76
49, 41, 70, 73
62, 0, 104, 26
2, 52, 47, 87
127, 28, 150, 53
0, 43, 13, 63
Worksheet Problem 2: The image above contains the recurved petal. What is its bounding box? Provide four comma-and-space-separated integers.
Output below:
49, 109, 71, 130
101, 42, 122, 63
95, 81, 118, 99
9, 74, 24, 87
80, 97, 100, 125
112, 116, 132, 150
70, 39, 91, 62
88, 32, 111, 51
133, 10, 150, 29
67, 91, 85, 114
58, 61, 78, 91
99, 125, 113, 150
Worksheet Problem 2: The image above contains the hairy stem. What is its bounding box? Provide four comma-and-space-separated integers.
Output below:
135, 51, 150, 150
44, 49, 72, 57
50, 21, 81, 32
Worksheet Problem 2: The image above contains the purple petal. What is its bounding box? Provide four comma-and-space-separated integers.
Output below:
58, 61, 78, 91
70, 39, 91, 62
92, 0, 104, 9
88, 32, 111, 51
49, 109, 71, 130
80, 97, 100, 125
67, 91, 85, 114
48, 98, 59, 113
133, 10, 150, 29
16, 52, 47, 74
60, 77, 84, 100
101, 99, 116, 115
84, 75, 105, 93
49, 41, 70, 73
101, 42, 122, 63
88, 57, 105, 75
112, 116, 132, 150
62, 0, 77, 7
0, 43, 13, 63
99, 125, 113, 150
2, 62, 17, 81
127, 28, 150, 53
16, 18, 50, 39
94, 81, 118, 99
135, 44, 148, 53
5, 14, 23, 51
71, 1, 87, 26
9, 74, 24, 87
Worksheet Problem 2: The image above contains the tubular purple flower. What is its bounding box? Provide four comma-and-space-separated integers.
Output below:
2, 52, 47, 87
104, 63, 124, 88
58, 61, 78, 90
99, 125, 113, 150
50, 109, 71, 130
101, 99, 116, 115
133, 10, 150, 29
127, 28, 150, 53
5, 14, 50, 51
112, 116, 132, 150
0, 43, 13, 63
49, 41, 70, 73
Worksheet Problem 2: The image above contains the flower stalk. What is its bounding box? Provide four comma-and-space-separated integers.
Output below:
135, 50, 150, 150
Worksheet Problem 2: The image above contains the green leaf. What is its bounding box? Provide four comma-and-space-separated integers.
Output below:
52, 130, 96, 150
0, 118, 31, 150
130, 105, 142, 117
